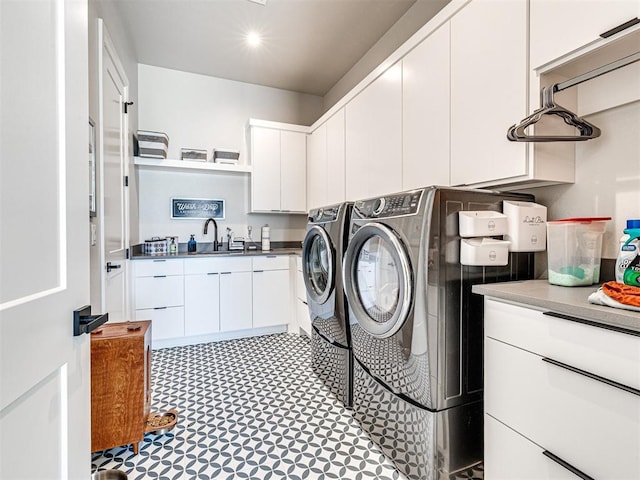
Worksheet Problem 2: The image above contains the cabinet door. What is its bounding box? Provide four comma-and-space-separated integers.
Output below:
281, 131, 307, 212
345, 63, 402, 200
403, 23, 450, 190
326, 108, 346, 205
184, 273, 220, 336
135, 306, 184, 341
219, 271, 253, 332
296, 299, 311, 336
252, 269, 290, 328
251, 127, 281, 211
485, 414, 577, 480
307, 123, 327, 210
450, 0, 528, 186
530, 0, 640, 69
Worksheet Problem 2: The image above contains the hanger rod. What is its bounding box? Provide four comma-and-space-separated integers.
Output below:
553, 51, 640, 93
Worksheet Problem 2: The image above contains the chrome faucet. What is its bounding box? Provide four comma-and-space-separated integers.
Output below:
203, 218, 219, 251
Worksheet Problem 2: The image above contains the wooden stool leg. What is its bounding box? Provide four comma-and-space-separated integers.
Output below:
132, 442, 139, 454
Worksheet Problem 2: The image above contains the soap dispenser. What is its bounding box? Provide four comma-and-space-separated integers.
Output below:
188, 234, 197, 253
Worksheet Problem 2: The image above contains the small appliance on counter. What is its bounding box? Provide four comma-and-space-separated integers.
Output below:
229, 237, 245, 251
261, 224, 270, 251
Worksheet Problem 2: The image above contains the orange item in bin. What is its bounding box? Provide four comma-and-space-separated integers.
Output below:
602, 281, 640, 308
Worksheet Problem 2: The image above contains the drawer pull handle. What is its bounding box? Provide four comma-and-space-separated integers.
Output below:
543, 311, 640, 337
220, 272, 232, 275
542, 450, 595, 480
600, 17, 640, 38
266, 255, 277, 258
153, 307, 168, 310
153, 275, 167, 278
152, 259, 167, 262
254, 270, 264, 273
207, 272, 219, 275
542, 357, 640, 397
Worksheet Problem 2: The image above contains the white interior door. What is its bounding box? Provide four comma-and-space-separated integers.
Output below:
99, 21, 129, 322
0, 0, 90, 478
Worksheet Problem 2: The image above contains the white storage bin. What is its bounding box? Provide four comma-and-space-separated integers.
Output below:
459, 211, 508, 238
460, 238, 510, 266
503, 201, 547, 252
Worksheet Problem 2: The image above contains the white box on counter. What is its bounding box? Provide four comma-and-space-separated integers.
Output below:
460, 238, 510, 266
503, 200, 547, 252
458, 211, 508, 238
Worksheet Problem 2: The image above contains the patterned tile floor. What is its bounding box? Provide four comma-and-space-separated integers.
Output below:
91, 333, 483, 480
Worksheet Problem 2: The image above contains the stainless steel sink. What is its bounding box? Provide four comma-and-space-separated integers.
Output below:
192, 250, 244, 256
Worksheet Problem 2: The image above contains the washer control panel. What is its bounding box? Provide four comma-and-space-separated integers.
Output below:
309, 206, 340, 223
355, 190, 423, 218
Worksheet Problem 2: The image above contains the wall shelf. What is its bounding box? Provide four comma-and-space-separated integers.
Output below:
134, 157, 252, 174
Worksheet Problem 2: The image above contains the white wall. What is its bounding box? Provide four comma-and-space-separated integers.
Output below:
519, 66, 640, 263
136, 65, 321, 244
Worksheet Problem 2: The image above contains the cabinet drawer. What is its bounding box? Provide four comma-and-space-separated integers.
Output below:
134, 259, 183, 277
216, 256, 252, 273
253, 255, 290, 271
135, 306, 184, 341
184, 257, 224, 275
135, 276, 184, 309
485, 337, 640, 480
485, 414, 580, 480
485, 298, 640, 389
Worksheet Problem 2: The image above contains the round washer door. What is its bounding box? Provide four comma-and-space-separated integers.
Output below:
302, 225, 335, 305
343, 223, 412, 338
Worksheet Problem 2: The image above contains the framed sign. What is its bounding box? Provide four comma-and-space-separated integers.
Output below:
172, 198, 225, 219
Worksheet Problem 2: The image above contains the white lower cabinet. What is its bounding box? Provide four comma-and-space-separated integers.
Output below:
135, 306, 184, 341
220, 271, 252, 332
133, 259, 185, 342
484, 298, 640, 480
252, 255, 290, 329
134, 255, 295, 344
184, 274, 220, 336
295, 256, 310, 336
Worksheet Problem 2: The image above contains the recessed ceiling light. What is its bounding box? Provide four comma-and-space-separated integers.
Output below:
247, 31, 262, 47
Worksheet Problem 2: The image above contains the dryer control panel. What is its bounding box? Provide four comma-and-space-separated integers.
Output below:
355, 190, 423, 218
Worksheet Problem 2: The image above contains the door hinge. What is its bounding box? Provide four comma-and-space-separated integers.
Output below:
123, 101, 134, 114
124, 175, 129, 187
126, 248, 130, 259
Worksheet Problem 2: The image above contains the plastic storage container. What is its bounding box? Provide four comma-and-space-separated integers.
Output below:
546, 217, 610, 287
503, 200, 547, 252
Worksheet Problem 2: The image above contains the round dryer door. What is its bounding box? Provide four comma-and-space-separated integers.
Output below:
302, 225, 335, 305
343, 223, 412, 338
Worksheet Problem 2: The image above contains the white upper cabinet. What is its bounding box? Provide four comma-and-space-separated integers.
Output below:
402, 22, 451, 190
280, 131, 307, 212
307, 108, 346, 210
450, 0, 529, 187
530, 0, 640, 69
307, 123, 327, 211
326, 109, 346, 205
345, 63, 403, 201
250, 122, 307, 213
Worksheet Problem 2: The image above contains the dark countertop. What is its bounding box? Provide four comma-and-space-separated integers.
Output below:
473, 280, 640, 333
132, 241, 301, 260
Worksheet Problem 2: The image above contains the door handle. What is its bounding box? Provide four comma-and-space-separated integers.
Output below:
73, 305, 108, 336
106, 262, 121, 273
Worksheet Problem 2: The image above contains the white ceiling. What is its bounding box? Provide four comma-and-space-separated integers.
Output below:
109, 0, 431, 96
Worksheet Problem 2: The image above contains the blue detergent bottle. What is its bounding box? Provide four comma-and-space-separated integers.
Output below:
615, 219, 640, 286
